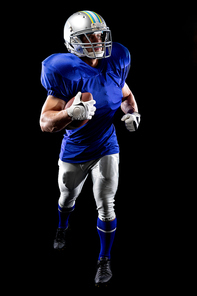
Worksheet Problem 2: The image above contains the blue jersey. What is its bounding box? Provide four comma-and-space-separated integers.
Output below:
41, 42, 131, 163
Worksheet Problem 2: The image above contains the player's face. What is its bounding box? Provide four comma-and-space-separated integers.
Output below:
81, 33, 103, 53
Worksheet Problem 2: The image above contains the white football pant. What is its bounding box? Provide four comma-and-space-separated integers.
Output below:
58, 153, 119, 221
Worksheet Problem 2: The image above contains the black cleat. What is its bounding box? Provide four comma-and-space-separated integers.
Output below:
94, 257, 112, 287
53, 227, 70, 251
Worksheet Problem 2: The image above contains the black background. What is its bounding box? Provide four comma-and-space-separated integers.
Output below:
10, 2, 196, 292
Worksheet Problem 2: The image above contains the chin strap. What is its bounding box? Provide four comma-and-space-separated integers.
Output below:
85, 50, 104, 59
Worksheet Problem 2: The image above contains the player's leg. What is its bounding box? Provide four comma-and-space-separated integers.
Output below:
92, 153, 119, 253
54, 159, 88, 250
58, 159, 89, 223
91, 153, 119, 285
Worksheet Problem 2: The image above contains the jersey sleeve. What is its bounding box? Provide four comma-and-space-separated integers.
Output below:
41, 58, 73, 102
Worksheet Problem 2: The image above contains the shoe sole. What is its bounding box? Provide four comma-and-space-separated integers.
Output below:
54, 245, 66, 251
95, 280, 111, 288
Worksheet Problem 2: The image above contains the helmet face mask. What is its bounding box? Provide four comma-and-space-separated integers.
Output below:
64, 11, 112, 59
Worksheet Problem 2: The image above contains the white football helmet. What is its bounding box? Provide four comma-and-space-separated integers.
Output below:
64, 11, 112, 59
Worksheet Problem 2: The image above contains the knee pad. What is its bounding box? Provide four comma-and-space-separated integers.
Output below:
58, 198, 75, 209
98, 210, 116, 222
58, 159, 88, 208
96, 182, 117, 222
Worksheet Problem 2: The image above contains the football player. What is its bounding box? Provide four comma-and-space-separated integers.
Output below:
40, 10, 140, 287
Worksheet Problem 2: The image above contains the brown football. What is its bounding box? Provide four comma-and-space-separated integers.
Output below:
65, 92, 93, 130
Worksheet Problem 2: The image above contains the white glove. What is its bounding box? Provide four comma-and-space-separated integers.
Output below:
121, 112, 141, 132
67, 92, 96, 120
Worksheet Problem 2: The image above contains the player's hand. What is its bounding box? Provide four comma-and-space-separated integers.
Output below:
67, 92, 96, 120
121, 112, 141, 132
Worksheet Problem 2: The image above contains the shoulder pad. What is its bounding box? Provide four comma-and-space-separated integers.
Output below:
111, 42, 131, 68
42, 53, 82, 80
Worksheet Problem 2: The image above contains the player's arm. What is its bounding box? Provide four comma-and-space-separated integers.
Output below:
121, 83, 140, 132
121, 83, 138, 114
40, 92, 96, 133
39, 95, 72, 133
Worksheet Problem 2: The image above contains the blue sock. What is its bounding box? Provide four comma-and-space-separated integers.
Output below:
97, 217, 117, 260
58, 204, 75, 229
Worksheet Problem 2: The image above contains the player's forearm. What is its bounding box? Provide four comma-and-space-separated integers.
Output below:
40, 110, 72, 133
121, 93, 138, 114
